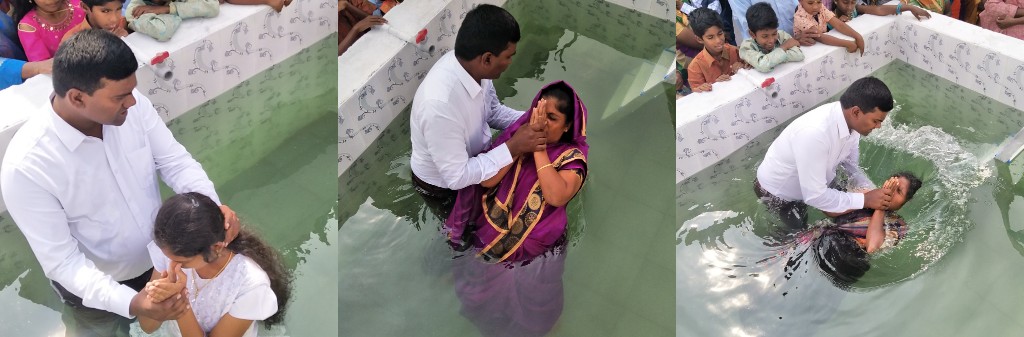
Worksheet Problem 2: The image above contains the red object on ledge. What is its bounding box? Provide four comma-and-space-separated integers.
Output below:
761, 77, 775, 88
150, 51, 170, 65
415, 29, 428, 44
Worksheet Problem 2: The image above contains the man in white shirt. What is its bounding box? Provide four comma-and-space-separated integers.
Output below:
0, 30, 238, 337
410, 4, 546, 214
755, 76, 895, 229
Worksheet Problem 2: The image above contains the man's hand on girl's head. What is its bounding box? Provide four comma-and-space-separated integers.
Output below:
220, 205, 240, 243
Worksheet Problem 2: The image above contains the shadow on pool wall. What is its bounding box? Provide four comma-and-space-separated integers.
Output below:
675, 8, 1024, 183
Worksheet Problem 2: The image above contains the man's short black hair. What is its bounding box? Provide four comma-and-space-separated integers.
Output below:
747, 2, 780, 33
53, 29, 136, 97
689, 8, 724, 38
840, 76, 894, 113
454, 4, 520, 60
82, 0, 123, 8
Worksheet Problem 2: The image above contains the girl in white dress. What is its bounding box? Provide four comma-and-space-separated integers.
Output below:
140, 192, 291, 337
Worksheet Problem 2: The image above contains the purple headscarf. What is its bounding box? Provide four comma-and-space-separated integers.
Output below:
445, 80, 589, 263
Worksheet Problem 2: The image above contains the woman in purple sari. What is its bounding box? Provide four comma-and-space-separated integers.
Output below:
446, 80, 588, 264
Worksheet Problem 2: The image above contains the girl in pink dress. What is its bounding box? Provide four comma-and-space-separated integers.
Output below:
13, 0, 85, 61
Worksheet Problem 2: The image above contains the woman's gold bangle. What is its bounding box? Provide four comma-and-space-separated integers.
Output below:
537, 163, 554, 172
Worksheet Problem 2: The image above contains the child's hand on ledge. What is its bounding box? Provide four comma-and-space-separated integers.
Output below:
845, 37, 864, 56
693, 83, 713, 93
781, 38, 800, 50
796, 32, 818, 46
132, 5, 170, 17
729, 62, 744, 74
715, 73, 731, 82
907, 5, 931, 20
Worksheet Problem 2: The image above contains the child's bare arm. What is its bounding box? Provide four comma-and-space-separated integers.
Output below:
857, 4, 931, 20
825, 17, 864, 55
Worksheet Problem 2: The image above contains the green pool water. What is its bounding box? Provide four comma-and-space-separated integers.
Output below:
677, 60, 1024, 336
0, 36, 338, 336
339, 1, 676, 335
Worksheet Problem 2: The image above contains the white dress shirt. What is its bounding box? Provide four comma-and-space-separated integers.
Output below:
0, 90, 220, 318
410, 51, 523, 190
756, 102, 873, 213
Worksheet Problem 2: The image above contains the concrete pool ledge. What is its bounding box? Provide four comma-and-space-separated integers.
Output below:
676, 8, 1024, 184
0, 0, 336, 212
338, 0, 672, 178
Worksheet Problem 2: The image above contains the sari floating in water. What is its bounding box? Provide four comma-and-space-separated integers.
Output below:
446, 80, 589, 264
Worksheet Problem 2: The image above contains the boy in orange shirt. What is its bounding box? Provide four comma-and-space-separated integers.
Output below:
61, 0, 128, 42
686, 7, 747, 93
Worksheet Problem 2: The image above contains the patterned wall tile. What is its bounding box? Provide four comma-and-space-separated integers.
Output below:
132, 1, 336, 121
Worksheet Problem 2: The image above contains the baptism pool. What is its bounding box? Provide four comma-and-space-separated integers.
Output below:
338, 0, 675, 335
0, 36, 337, 336
676, 58, 1024, 336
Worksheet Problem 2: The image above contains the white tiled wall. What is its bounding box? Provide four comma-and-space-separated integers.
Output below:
676, 11, 1024, 183
338, 0, 671, 176
128, 1, 336, 121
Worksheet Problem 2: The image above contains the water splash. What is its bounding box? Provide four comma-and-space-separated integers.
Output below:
862, 105, 991, 271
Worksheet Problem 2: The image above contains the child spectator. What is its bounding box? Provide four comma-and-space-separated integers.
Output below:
125, 0, 218, 41
793, 0, 865, 55
12, 0, 86, 61
831, 0, 931, 26
339, 0, 385, 55
979, 0, 1024, 39
677, 0, 701, 96
739, 2, 804, 73
681, 0, 736, 45
687, 7, 747, 93
61, 0, 128, 42
1, 11, 52, 90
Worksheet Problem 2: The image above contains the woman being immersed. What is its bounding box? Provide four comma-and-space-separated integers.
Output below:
140, 192, 291, 337
446, 80, 589, 264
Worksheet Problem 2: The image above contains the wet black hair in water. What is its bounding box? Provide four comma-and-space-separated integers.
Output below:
153, 192, 292, 327
815, 228, 871, 288
892, 171, 923, 201
539, 82, 576, 144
